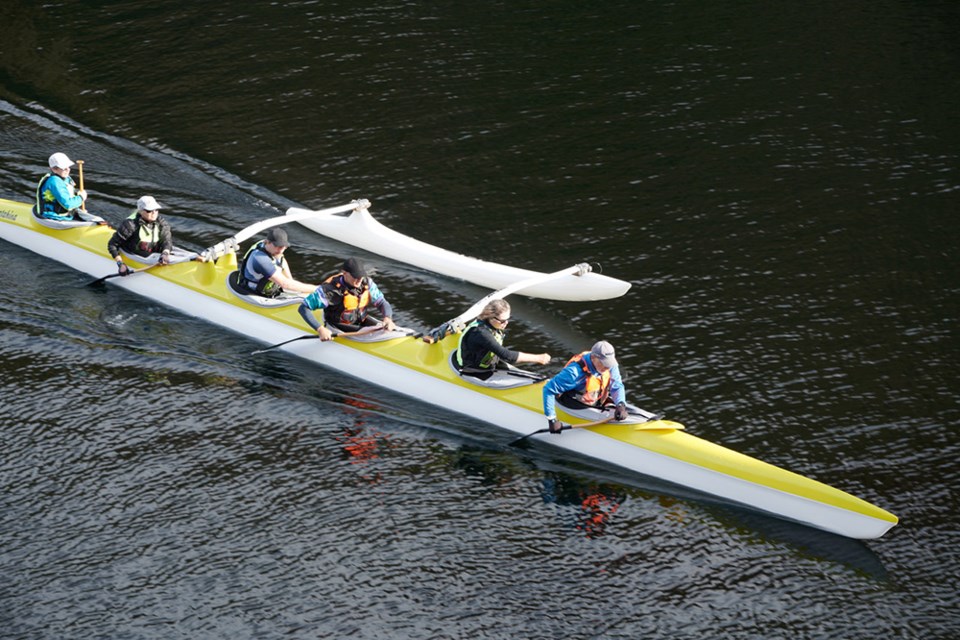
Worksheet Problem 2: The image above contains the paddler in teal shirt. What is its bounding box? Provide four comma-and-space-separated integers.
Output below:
298, 257, 396, 339
35, 152, 88, 220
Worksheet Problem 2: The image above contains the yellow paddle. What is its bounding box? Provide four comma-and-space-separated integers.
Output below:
76, 160, 86, 212
511, 415, 683, 446
634, 420, 685, 431
510, 415, 615, 445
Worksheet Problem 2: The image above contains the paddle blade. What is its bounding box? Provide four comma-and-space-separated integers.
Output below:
86, 273, 120, 286
508, 428, 551, 446
633, 420, 685, 431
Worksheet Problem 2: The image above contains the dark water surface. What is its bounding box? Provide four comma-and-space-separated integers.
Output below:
2, 1, 958, 638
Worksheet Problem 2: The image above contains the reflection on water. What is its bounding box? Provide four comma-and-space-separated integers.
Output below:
541, 474, 626, 539
576, 493, 621, 539
335, 396, 398, 484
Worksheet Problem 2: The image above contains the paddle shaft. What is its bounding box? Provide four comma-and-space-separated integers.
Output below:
87, 261, 163, 286
561, 415, 615, 431
250, 323, 394, 355
76, 160, 86, 212
251, 334, 315, 355
510, 415, 614, 445
458, 365, 547, 381
86, 253, 199, 286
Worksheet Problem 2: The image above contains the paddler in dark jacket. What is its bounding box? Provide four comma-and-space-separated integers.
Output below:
108, 196, 174, 275
298, 257, 396, 339
455, 299, 551, 379
542, 340, 628, 433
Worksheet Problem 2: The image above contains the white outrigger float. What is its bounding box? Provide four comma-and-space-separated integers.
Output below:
288, 201, 632, 301
0, 196, 898, 539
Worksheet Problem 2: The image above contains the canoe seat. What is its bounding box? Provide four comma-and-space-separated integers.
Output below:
448, 351, 543, 390
226, 271, 304, 308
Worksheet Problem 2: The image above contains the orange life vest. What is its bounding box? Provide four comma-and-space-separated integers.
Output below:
322, 274, 371, 325
565, 352, 611, 406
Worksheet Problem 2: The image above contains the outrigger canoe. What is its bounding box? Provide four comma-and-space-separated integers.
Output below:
0, 197, 897, 539
288, 201, 632, 301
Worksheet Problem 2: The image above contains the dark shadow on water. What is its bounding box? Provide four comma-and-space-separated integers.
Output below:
711, 507, 891, 581
508, 443, 891, 579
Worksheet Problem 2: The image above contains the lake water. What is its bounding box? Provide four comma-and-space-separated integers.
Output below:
1, 1, 958, 638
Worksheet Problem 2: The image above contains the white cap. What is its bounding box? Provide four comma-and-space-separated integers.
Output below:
48, 152, 75, 169
137, 195, 162, 211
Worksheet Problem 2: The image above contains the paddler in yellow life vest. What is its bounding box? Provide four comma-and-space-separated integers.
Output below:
108, 196, 174, 275
237, 227, 316, 297
454, 299, 551, 379
298, 257, 396, 340
542, 340, 629, 433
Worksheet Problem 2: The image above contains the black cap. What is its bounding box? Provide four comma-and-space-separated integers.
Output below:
342, 257, 367, 278
266, 228, 289, 247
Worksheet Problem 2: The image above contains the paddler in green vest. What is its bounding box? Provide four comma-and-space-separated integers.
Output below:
455, 299, 551, 379
108, 196, 174, 275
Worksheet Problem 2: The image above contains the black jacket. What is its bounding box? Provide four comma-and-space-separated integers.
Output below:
108, 213, 173, 258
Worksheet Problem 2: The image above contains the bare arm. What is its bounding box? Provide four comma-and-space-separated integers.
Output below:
515, 351, 551, 366
269, 271, 316, 294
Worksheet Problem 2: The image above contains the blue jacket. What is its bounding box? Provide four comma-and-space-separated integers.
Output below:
36, 173, 84, 220
542, 353, 626, 419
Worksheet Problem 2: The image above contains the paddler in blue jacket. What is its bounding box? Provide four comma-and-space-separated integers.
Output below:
298, 257, 396, 339
35, 152, 88, 220
542, 340, 629, 433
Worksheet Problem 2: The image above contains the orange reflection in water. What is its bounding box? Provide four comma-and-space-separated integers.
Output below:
337, 427, 383, 463
335, 395, 392, 483
576, 492, 621, 538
